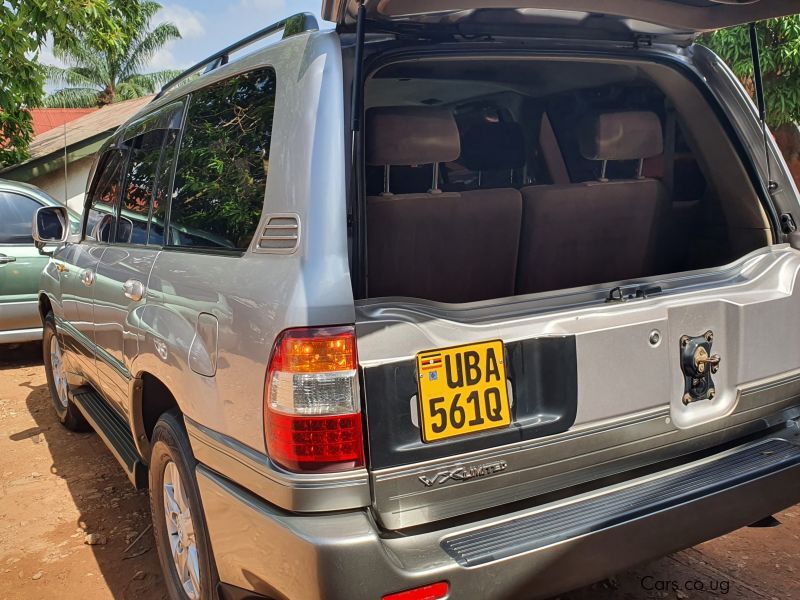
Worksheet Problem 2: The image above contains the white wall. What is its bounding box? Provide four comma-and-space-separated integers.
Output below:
30, 156, 93, 214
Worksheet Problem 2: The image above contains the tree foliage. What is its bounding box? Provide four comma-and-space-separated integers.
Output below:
0, 0, 135, 167
702, 17, 800, 128
45, 0, 182, 109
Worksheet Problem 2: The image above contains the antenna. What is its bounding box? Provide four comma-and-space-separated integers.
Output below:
63, 121, 68, 207
748, 21, 778, 194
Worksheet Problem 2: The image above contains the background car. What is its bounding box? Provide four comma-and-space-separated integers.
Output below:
0, 179, 79, 345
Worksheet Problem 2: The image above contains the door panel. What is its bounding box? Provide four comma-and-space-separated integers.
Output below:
92, 101, 183, 414
94, 246, 159, 413
0, 191, 47, 332
55, 242, 106, 387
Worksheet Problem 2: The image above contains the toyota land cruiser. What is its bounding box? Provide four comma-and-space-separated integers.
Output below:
31, 2, 800, 599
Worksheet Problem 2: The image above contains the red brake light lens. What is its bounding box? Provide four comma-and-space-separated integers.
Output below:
264, 326, 364, 472
382, 582, 450, 600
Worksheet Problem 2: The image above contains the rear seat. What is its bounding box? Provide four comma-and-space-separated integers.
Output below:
366, 107, 522, 303
517, 111, 668, 294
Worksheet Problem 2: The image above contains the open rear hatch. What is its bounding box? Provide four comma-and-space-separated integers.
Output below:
337, 0, 800, 532
324, 0, 800, 42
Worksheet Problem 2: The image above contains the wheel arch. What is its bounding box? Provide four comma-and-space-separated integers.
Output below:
131, 371, 181, 462
38, 293, 53, 323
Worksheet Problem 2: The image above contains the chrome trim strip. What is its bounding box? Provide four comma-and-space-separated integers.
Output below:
185, 417, 371, 512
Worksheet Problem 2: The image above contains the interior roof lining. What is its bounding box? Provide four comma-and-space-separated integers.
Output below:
337, 0, 800, 33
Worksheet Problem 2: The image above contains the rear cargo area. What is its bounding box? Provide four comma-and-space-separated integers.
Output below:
351, 52, 800, 532
360, 56, 773, 304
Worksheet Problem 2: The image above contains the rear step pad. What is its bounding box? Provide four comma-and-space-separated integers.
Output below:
71, 389, 148, 489
442, 438, 800, 567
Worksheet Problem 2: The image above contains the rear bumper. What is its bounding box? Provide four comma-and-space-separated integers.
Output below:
197, 424, 800, 600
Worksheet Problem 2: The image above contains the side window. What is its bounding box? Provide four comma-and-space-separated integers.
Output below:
0, 191, 41, 244
85, 149, 127, 242
116, 101, 185, 246
149, 108, 184, 246
169, 67, 277, 251
116, 128, 164, 244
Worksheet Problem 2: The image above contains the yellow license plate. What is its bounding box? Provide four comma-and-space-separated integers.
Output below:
416, 340, 511, 443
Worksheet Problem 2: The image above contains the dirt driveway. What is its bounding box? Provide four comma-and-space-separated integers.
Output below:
1, 343, 798, 600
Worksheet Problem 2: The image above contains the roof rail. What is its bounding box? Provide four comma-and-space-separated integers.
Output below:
155, 12, 319, 100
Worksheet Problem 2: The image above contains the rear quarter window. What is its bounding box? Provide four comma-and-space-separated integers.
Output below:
167, 67, 277, 252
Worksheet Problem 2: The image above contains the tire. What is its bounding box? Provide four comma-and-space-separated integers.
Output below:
42, 312, 90, 431
149, 410, 218, 600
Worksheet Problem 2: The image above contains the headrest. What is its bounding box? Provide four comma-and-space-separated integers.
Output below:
460, 121, 525, 171
579, 111, 663, 161
366, 107, 461, 166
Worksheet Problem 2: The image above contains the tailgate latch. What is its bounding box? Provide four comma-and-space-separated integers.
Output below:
680, 331, 721, 405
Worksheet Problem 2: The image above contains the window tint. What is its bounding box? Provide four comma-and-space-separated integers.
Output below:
169, 68, 276, 251
117, 128, 164, 244
149, 125, 181, 246
86, 149, 127, 242
0, 191, 41, 244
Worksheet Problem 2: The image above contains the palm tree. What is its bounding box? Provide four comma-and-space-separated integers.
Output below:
44, 1, 182, 108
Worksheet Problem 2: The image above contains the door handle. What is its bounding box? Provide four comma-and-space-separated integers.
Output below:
80, 269, 95, 286
122, 279, 145, 302
0, 254, 16, 264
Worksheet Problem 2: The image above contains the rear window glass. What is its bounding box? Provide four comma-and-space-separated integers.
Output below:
168, 67, 277, 251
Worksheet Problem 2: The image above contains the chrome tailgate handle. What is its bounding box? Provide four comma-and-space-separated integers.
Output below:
122, 279, 145, 301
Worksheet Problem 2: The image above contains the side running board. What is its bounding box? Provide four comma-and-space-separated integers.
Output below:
71, 388, 148, 489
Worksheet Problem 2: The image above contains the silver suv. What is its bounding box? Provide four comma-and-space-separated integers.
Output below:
31, 3, 800, 599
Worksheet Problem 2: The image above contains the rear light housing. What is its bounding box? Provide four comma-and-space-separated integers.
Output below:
264, 326, 364, 472
382, 582, 450, 600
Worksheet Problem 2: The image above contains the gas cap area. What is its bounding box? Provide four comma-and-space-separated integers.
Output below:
189, 312, 219, 377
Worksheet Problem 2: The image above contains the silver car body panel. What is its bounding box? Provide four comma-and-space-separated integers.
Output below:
129, 30, 354, 454
360, 245, 800, 527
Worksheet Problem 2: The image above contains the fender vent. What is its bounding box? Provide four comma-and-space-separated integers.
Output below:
256, 213, 300, 254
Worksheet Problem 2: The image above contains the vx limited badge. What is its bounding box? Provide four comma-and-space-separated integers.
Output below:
418, 460, 508, 487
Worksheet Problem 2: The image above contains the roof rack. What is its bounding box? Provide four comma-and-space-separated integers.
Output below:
155, 12, 319, 100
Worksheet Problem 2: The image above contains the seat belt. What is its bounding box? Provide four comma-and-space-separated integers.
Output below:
663, 102, 677, 196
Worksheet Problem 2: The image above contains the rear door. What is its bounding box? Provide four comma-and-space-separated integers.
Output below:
93, 101, 184, 415
322, 0, 800, 37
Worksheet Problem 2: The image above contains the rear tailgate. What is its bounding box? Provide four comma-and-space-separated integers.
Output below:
358, 246, 800, 529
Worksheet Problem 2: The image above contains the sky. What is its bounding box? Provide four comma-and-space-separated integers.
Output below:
40, 0, 330, 75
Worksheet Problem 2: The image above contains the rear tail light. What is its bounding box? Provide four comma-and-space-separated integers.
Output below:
382, 582, 450, 600
264, 326, 364, 472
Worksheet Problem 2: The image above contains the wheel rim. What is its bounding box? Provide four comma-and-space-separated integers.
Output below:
163, 461, 200, 599
49, 334, 68, 408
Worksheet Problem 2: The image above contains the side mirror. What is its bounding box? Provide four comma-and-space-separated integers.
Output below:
32, 206, 69, 254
